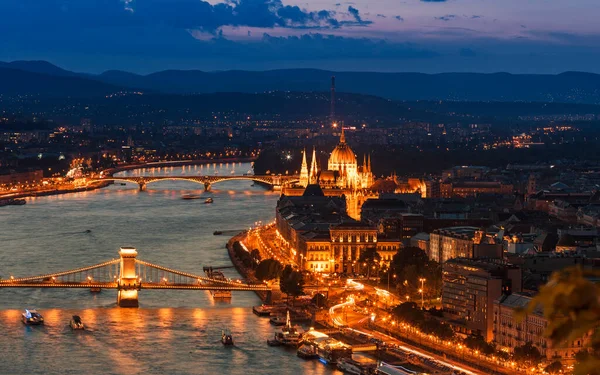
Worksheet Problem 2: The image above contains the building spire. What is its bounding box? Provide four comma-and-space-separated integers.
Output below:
340, 126, 346, 144
368, 153, 372, 173
363, 154, 367, 172
309, 147, 318, 184
299, 148, 309, 187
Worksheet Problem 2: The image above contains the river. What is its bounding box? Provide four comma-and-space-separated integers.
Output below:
0, 162, 341, 375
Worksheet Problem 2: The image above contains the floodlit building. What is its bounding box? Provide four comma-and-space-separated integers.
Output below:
442, 258, 522, 341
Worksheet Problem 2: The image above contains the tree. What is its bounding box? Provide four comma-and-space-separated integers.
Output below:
464, 335, 495, 355
359, 246, 381, 277
521, 266, 600, 375
392, 302, 425, 324
311, 293, 328, 308
255, 259, 283, 281
544, 361, 563, 374
280, 265, 304, 301
513, 342, 543, 365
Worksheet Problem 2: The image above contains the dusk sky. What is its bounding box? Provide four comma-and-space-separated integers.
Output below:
1, 0, 599, 74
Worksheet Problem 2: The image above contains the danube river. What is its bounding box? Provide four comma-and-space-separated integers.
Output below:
0, 162, 341, 375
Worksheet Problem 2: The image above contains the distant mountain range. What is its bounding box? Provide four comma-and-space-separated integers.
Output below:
1, 60, 600, 104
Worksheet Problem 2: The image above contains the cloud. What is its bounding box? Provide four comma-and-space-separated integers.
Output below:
348, 6, 365, 24
435, 15, 457, 21
421, 0, 448, 2
395, 16, 404, 22
376, 14, 386, 18
0, 0, 365, 33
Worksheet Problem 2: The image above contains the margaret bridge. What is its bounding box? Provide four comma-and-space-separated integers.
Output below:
0, 247, 270, 307
87, 174, 299, 191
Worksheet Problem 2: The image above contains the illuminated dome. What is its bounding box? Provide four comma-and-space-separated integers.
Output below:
329, 128, 356, 166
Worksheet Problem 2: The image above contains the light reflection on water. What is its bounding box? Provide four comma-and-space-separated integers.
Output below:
0, 163, 341, 375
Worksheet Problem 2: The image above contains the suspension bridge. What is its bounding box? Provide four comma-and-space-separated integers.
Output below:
0, 247, 270, 307
87, 175, 299, 191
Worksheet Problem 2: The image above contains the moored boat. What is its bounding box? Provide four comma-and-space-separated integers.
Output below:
337, 358, 370, 375
22, 309, 44, 325
252, 305, 273, 316
269, 314, 287, 326
297, 344, 319, 359
204, 197, 214, 204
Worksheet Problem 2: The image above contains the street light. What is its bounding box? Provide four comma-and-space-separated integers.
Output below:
419, 278, 426, 309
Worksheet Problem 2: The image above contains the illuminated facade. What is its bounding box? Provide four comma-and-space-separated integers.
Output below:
294, 128, 376, 219
298, 128, 374, 190
276, 184, 400, 274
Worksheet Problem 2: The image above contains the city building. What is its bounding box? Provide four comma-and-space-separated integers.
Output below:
440, 181, 513, 198
494, 293, 587, 362
0, 169, 44, 188
276, 184, 401, 273
442, 258, 522, 341
429, 226, 503, 263
298, 128, 374, 190
287, 127, 377, 220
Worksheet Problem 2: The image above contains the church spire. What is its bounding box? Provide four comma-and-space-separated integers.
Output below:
339, 126, 346, 144
367, 153, 372, 173
299, 148, 309, 187
309, 147, 318, 184
363, 154, 367, 173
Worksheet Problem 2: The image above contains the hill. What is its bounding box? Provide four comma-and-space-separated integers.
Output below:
1, 60, 600, 104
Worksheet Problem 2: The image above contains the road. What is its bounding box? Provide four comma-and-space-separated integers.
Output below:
328, 281, 485, 375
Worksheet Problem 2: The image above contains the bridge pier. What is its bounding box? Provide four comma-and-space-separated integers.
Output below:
204, 182, 211, 192
138, 182, 146, 192
117, 247, 140, 307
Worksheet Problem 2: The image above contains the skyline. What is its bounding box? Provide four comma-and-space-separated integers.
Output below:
1, 0, 599, 74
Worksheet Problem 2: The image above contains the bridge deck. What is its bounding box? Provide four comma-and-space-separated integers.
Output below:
0, 282, 268, 291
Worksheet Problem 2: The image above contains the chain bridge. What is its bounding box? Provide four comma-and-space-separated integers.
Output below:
0, 247, 270, 307
88, 175, 298, 191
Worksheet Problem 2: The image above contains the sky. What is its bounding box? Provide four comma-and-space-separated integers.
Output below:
1, 0, 599, 74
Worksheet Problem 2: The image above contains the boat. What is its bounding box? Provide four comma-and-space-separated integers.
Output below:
70, 315, 85, 330
252, 305, 274, 317
204, 269, 232, 299
204, 197, 214, 204
317, 339, 352, 365
297, 344, 319, 359
0, 198, 26, 207
22, 309, 44, 325
221, 329, 234, 346
213, 231, 223, 235
267, 337, 283, 346
337, 358, 370, 375
275, 311, 303, 346
182, 194, 202, 200
269, 314, 287, 326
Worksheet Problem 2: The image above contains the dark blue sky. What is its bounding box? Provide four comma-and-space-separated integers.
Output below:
1, 0, 598, 74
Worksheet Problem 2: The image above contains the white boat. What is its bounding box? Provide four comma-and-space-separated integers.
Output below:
276, 311, 303, 346
22, 309, 44, 325
204, 197, 214, 204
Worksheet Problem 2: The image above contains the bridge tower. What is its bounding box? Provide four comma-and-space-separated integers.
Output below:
204, 182, 211, 191
117, 247, 140, 307
138, 182, 147, 192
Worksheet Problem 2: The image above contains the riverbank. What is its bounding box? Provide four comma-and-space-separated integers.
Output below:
0, 181, 110, 200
